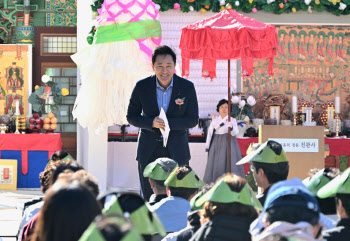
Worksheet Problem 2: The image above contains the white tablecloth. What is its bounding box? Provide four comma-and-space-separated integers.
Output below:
107, 142, 208, 191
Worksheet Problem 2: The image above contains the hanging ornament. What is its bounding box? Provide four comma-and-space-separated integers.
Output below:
292, 7, 296, 12
328, 0, 340, 5
235, 1, 240, 6
174, 3, 180, 10
226, 3, 232, 9
339, 2, 347, 9
252, 7, 257, 12
200, 7, 207, 13
279, 3, 284, 8
304, 0, 311, 4
315, 0, 320, 4
204, 4, 210, 9
308, 5, 312, 12
267, 0, 275, 4
220, 5, 225, 10
189, 5, 194, 11
220, 0, 226, 6
155, 4, 161, 10
42, 75, 50, 83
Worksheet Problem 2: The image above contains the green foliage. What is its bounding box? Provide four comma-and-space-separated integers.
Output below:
151, 0, 349, 16
231, 103, 254, 119
28, 81, 64, 114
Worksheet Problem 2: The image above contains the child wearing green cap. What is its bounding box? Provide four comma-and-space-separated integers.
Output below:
143, 158, 178, 206
190, 174, 261, 241
318, 167, 350, 240
236, 140, 289, 206
150, 165, 204, 233
303, 168, 339, 215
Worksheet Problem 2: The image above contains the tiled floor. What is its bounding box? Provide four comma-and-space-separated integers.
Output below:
0, 190, 42, 240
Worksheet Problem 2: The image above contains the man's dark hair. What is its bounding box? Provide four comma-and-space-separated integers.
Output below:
152, 45, 176, 65
252, 161, 289, 184
336, 194, 350, 218
168, 165, 198, 200
152, 179, 166, 191
265, 195, 319, 226
216, 99, 228, 112
51, 151, 69, 162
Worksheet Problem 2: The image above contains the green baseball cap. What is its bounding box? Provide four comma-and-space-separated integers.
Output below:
143, 158, 178, 181
191, 178, 263, 210
317, 167, 350, 198
302, 168, 336, 196
78, 215, 144, 241
103, 193, 166, 236
164, 167, 205, 188
237, 140, 288, 165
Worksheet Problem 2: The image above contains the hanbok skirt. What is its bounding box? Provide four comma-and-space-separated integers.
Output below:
203, 133, 245, 184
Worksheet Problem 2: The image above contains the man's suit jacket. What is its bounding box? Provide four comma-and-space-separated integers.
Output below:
127, 74, 199, 165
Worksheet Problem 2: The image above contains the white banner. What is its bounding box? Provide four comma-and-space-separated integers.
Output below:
268, 138, 319, 153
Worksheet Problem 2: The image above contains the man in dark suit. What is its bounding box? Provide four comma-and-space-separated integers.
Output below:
127, 45, 199, 201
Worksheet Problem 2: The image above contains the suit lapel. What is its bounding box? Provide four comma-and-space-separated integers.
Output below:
167, 75, 180, 114
149, 75, 160, 116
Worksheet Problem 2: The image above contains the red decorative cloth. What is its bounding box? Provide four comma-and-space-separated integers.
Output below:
179, 10, 278, 79
0, 134, 62, 175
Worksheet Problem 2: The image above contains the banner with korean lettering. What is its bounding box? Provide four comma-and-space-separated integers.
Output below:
268, 138, 319, 152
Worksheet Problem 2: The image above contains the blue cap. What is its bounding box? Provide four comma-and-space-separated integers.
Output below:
266, 186, 320, 213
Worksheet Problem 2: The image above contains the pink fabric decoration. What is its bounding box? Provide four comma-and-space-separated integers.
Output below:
96, 0, 162, 60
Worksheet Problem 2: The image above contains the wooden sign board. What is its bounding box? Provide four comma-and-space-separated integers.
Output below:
259, 126, 324, 180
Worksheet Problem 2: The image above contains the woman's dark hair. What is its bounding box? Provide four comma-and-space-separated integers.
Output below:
202, 174, 258, 220
216, 99, 228, 112
32, 182, 101, 241
152, 45, 176, 65
50, 163, 84, 186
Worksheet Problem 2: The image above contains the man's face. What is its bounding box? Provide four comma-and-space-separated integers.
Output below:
251, 162, 262, 187
152, 54, 175, 88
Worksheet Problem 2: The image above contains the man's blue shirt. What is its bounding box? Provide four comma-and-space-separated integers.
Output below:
156, 77, 173, 113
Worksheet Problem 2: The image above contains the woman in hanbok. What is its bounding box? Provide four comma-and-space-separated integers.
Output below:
203, 99, 245, 184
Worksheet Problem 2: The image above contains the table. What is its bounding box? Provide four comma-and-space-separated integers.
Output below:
106, 138, 258, 191
107, 137, 350, 191
0, 134, 62, 188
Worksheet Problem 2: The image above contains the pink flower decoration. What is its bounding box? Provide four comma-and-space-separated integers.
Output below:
174, 3, 180, 10
252, 7, 257, 12
175, 98, 185, 105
